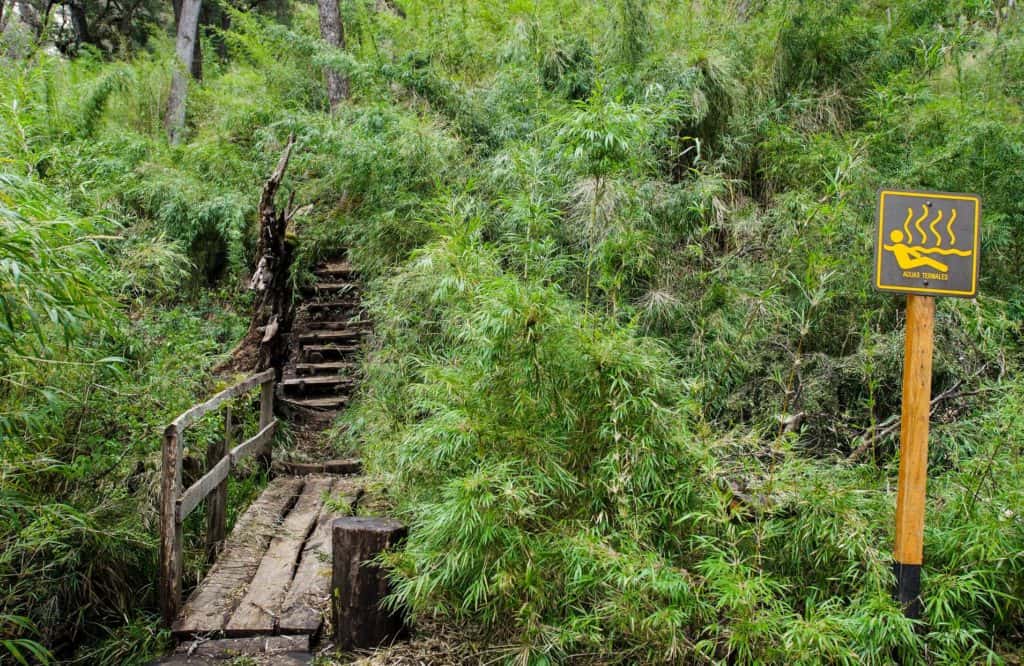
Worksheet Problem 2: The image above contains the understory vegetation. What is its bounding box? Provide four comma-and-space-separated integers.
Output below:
2, 0, 1023, 663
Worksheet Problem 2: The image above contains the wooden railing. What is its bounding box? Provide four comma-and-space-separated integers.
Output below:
159, 369, 277, 625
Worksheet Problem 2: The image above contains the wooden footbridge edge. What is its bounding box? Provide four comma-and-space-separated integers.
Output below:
159, 369, 277, 625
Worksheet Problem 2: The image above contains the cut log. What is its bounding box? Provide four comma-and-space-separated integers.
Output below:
332, 517, 409, 650
314, 263, 354, 278
225, 476, 334, 636
299, 319, 370, 331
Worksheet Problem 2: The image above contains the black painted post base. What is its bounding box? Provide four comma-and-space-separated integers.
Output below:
893, 562, 922, 619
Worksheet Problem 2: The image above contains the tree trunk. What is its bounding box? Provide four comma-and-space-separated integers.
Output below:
165, 0, 202, 144
0, 0, 7, 33
172, 0, 202, 80
242, 134, 297, 373
316, 0, 349, 111
68, 1, 89, 48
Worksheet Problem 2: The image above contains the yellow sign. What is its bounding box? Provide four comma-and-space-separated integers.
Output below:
874, 190, 981, 298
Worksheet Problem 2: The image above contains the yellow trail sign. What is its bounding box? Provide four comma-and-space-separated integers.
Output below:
874, 190, 981, 297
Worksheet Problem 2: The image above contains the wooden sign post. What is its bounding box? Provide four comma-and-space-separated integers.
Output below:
891, 294, 934, 618
874, 189, 981, 618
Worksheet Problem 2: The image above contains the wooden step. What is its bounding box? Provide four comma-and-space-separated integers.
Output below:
304, 298, 360, 310
283, 396, 350, 410
293, 362, 359, 376
276, 459, 363, 476
315, 262, 355, 278
305, 282, 356, 294
297, 329, 363, 344
282, 375, 356, 398
301, 320, 372, 331
301, 345, 359, 362
282, 375, 355, 389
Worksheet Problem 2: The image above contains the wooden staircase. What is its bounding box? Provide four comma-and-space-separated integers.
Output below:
279, 261, 370, 416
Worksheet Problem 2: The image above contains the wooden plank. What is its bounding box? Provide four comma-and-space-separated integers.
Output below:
173, 369, 274, 431
279, 481, 353, 634
302, 344, 359, 354
229, 420, 277, 465
178, 454, 231, 523
206, 407, 231, 563
225, 476, 335, 636
325, 459, 363, 475
260, 379, 274, 430
297, 330, 362, 343
175, 635, 310, 658
294, 361, 358, 375
172, 477, 304, 637
159, 425, 184, 625
282, 375, 355, 388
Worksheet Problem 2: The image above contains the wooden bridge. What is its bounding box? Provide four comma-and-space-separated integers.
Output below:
156, 261, 384, 662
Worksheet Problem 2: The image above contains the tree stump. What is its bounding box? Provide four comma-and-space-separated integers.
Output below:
331, 517, 408, 650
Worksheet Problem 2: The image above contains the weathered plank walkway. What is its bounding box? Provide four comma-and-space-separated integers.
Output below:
172, 474, 362, 639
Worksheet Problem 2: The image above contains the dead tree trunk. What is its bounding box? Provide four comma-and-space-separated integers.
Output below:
171, 0, 203, 79
316, 0, 349, 111
235, 134, 298, 374
165, 0, 202, 144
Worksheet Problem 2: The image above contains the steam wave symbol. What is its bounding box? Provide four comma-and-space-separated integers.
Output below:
899, 205, 962, 251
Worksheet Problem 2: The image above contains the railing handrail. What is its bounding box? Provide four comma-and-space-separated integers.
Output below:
159, 369, 277, 626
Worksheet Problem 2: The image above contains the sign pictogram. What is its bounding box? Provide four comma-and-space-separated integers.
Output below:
874, 190, 981, 298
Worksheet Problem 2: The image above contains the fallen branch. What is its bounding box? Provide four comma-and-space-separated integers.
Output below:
847, 372, 993, 462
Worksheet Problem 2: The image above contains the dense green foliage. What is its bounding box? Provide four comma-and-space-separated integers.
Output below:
2, 0, 1024, 663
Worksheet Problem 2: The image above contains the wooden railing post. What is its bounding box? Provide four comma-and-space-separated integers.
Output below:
259, 378, 274, 468
159, 424, 184, 625
205, 406, 231, 563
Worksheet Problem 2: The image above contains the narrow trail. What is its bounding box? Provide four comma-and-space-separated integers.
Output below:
159, 256, 374, 665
